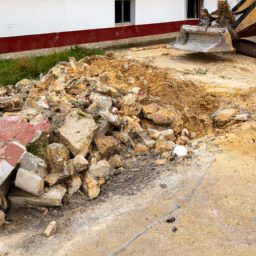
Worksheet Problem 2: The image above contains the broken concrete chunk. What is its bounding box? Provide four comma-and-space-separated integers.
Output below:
44, 172, 70, 187
89, 160, 111, 179
0, 95, 23, 112
112, 132, 130, 145
44, 221, 57, 237
57, 113, 98, 157
214, 109, 237, 127
143, 103, 159, 117
15, 168, 44, 197
148, 109, 176, 125
87, 93, 112, 114
9, 185, 66, 207
95, 136, 120, 157
122, 93, 138, 105
95, 118, 109, 139
19, 152, 48, 178
63, 159, 75, 176
47, 143, 70, 173
135, 144, 149, 154
67, 176, 82, 197
155, 141, 176, 154
0, 211, 5, 228
73, 155, 89, 173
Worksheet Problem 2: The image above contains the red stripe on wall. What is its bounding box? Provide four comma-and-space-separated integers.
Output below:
0, 20, 199, 54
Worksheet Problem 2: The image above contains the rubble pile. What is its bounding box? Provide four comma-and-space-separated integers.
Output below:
0, 53, 249, 227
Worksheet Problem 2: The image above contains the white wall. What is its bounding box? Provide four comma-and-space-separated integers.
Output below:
135, 0, 186, 25
0, 0, 114, 38
203, 0, 218, 14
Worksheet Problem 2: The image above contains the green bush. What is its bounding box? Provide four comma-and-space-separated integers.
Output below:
0, 46, 105, 86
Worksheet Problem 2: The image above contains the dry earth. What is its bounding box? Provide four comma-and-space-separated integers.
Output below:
1, 45, 256, 255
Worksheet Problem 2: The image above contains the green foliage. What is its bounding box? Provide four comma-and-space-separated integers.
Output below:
0, 46, 105, 85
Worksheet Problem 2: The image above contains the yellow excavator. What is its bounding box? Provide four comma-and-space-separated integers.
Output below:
169, 0, 256, 56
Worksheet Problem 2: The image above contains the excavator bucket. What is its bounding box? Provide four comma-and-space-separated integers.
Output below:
168, 25, 234, 53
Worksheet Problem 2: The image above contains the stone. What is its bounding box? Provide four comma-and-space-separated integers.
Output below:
148, 109, 176, 125
73, 155, 89, 173
144, 140, 156, 149
112, 132, 130, 145
47, 143, 70, 173
67, 176, 82, 197
157, 129, 175, 142
0, 211, 5, 228
122, 93, 137, 105
15, 168, 44, 197
95, 136, 120, 157
173, 146, 188, 157
83, 172, 103, 200
44, 221, 57, 237
15, 79, 34, 94
98, 110, 119, 124
0, 95, 23, 112
147, 128, 161, 140
214, 109, 237, 127
162, 152, 172, 160
19, 152, 48, 178
135, 144, 149, 154
63, 159, 75, 176
180, 135, 189, 144
155, 141, 175, 154
87, 93, 112, 114
142, 103, 159, 117
95, 118, 109, 139
108, 155, 123, 168
155, 159, 169, 165
44, 172, 70, 187
9, 185, 67, 207
89, 160, 111, 179
189, 132, 197, 139
121, 102, 142, 116
57, 112, 98, 157
94, 84, 120, 97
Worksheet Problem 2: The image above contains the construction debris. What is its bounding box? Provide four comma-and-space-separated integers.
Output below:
0, 52, 250, 223
44, 221, 57, 237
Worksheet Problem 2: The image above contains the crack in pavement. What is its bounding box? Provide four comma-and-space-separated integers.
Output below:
109, 156, 216, 256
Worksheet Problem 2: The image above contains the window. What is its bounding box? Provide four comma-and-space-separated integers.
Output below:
187, 0, 199, 19
115, 0, 131, 23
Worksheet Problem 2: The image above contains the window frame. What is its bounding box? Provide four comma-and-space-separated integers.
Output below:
186, 0, 200, 20
115, 0, 131, 24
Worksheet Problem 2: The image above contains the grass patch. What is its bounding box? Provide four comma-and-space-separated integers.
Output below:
0, 46, 105, 86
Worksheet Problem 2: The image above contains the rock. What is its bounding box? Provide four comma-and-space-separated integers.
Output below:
94, 84, 120, 97
95, 118, 109, 139
44, 221, 57, 237
157, 129, 175, 142
122, 93, 137, 105
173, 146, 188, 157
108, 155, 123, 168
73, 155, 89, 173
19, 152, 48, 178
44, 172, 70, 187
142, 103, 159, 117
234, 114, 249, 121
189, 132, 197, 139
57, 112, 98, 156
89, 160, 111, 179
179, 136, 189, 144
0, 95, 23, 112
181, 128, 189, 137
9, 184, 67, 207
147, 128, 161, 140
98, 110, 118, 124
214, 109, 237, 127
155, 159, 169, 165
95, 136, 120, 157
129, 87, 141, 95
155, 141, 175, 154
0, 211, 5, 228
15, 79, 35, 94
87, 93, 112, 114
67, 176, 82, 197
63, 159, 75, 176
83, 173, 101, 200
15, 168, 44, 196
144, 140, 156, 149
47, 143, 70, 173
135, 144, 149, 154
112, 132, 130, 145
148, 109, 176, 125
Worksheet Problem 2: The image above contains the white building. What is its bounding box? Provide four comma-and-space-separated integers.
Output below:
0, 0, 203, 55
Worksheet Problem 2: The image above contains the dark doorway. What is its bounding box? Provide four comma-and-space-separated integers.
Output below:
115, 0, 131, 23
187, 0, 199, 19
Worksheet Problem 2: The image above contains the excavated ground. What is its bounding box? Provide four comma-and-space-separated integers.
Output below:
1, 45, 256, 255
